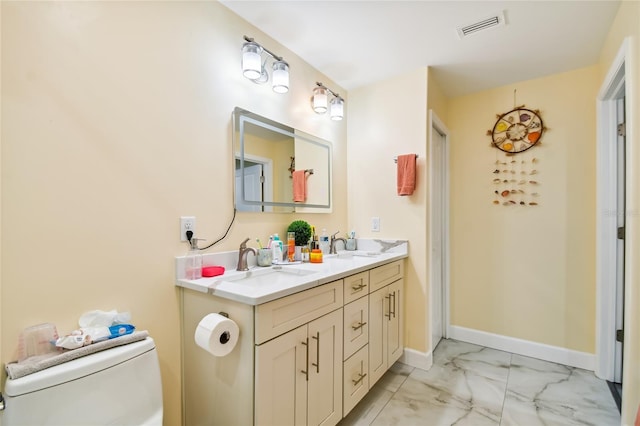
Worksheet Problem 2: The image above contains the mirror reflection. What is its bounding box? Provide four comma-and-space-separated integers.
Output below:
233, 107, 332, 213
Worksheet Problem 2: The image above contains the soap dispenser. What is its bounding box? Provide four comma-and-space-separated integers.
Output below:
185, 238, 203, 280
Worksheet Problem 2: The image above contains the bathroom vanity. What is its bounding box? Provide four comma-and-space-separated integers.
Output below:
176, 240, 407, 425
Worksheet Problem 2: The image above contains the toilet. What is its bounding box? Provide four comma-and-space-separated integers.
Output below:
1, 337, 163, 425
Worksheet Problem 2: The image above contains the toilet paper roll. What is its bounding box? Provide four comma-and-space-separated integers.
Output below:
194, 313, 239, 357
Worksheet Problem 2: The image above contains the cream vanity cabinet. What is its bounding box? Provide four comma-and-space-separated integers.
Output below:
180, 258, 404, 426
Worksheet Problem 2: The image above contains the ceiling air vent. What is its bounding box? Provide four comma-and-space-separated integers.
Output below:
457, 12, 506, 39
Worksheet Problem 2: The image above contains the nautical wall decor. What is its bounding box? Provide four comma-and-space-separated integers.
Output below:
487, 95, 546, 207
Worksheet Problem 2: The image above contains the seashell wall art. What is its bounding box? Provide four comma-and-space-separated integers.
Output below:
486, 99, 546, 207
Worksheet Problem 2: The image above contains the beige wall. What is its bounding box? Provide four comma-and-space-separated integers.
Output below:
598, 1, 640, 424
448, 65, 599, 353
347, 68, 429, 353
0, 2, 347, 424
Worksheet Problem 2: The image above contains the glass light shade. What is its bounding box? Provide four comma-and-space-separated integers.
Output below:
242, 42, 262, 80
312, 87, 328, 114
272, 61, 289, 93
330, 97, 344, 121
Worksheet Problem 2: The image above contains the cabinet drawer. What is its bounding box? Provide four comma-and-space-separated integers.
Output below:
343, 345, 369, 417
343, 296, 368, 360
255, 280, 343, 344
369, 260, 404, 293
343, 271, 369, 304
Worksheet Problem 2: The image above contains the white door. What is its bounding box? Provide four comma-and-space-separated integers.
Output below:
614, 96, 626, 384
430, 113, 449, 351
235, 163, 263, 212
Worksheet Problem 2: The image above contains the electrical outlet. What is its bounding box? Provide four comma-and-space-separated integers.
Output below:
371, 216, 380, 232
180, 216, 196, 241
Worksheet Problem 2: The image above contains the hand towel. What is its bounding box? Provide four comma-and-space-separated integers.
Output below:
5, 331, 149, 380
397, 154, 417, 196
293, 170, 307, 202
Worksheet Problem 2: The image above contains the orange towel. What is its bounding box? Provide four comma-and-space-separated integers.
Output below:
293, 170, 307, 202
397, 154, 416, 196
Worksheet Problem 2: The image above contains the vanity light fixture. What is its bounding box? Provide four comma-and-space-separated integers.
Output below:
242, 36, 289, 94
311, 82, 344, 121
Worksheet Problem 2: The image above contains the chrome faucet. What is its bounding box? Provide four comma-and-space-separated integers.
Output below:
236, 238, 257, 271
330, 231, 348, 254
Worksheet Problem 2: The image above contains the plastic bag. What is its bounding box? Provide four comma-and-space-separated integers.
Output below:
78, 310, 131, 328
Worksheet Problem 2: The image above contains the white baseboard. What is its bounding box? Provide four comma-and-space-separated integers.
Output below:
400, 347, 433, 370
449, 326, 595, 371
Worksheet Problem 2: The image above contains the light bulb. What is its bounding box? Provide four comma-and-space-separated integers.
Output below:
272, 61, 289, 93
312, 87, 328, 114
330, 97, 344, 120
242, 42, 262, 80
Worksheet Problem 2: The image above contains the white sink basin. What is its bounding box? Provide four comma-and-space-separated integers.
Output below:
325, 251, 381, 260
218, 266, 316, 287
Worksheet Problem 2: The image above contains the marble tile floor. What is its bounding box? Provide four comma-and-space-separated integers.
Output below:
339, 339, 620, 426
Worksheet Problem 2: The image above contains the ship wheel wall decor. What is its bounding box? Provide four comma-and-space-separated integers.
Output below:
489, 106, 545, 154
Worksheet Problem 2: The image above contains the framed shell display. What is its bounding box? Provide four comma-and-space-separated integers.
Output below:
489, 106, 545, 154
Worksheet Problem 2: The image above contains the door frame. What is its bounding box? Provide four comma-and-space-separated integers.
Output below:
595, 37, 631, 382
427, 109, 451, 350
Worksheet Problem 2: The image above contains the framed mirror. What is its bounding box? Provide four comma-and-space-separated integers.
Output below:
233, 107, 332, 213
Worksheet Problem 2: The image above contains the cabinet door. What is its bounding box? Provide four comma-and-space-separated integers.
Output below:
307, 309, 343, 426
387, 279, 404, 365
368, 286, 388, 387
255, 325, 308, 426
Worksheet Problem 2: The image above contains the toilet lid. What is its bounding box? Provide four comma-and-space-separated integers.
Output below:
4, 338, 155, 396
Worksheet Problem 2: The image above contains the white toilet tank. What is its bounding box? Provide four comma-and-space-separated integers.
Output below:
1, 337, 163, 426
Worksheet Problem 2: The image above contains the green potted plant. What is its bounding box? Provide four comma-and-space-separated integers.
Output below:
287, 220, 312, 260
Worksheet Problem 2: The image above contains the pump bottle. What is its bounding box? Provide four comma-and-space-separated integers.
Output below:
185, 238, 203, 280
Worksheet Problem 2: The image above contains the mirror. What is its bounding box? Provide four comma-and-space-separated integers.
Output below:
233, 107, 332, 213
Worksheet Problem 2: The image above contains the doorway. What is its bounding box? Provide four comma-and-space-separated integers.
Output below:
595, 38, 631, 413
428, 110, 450, 352
234, 154, 274, 212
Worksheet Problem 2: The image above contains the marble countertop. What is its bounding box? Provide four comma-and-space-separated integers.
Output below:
175, 239, 408, 305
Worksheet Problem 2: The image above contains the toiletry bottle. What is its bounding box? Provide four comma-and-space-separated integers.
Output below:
287, 232, 295, 262
310, 248, 323, 263
319, 228, 330, 254
272, 234, 283, 264
185, 238, 203, 280
302, 239, 310, 262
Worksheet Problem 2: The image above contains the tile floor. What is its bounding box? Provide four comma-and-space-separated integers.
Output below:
339, 339, 620, 426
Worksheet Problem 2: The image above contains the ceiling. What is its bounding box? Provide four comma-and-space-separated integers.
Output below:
221, 0, 621, 98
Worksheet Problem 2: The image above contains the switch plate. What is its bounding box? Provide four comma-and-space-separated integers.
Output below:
371, 216, 380, 232
180, 216, 196, 241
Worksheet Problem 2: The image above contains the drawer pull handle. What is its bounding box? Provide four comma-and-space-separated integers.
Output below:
351, 321, 367, 331
391, 291, 396, 319
352, 372, 367, 386
311, 332, 320, 373
351, 283, 366, 292
301, 338, 309, 381
385, 295, 391, 319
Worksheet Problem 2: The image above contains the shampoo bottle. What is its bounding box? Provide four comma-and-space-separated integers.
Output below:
272, 234, 283, 264
319, 228, 330, 254
185, 238, 203, 280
